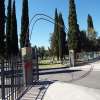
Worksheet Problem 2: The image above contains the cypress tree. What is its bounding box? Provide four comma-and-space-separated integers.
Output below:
20, 0, 30, 48
6, 0, 12, 57
50, 8, 59, 59
54, 8, 59, 59
87, 14, 96, 41
0, 0, 5, 57
58, 13, 66, 60
68, 0, 80, 52
87, 14, 94, 29
11, 0, 19, 56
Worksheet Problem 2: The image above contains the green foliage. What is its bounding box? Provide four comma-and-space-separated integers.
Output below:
68, 32, 78, 51
20, 0, 30, 48
87, 14, 94, 29
50, 8, 59, 59
79, 31, 88, 51
68, 0, 80, 52
87, 14, 96, 41
38, 46, 46, 60
50, 9, 67, 60
58, 13, 66, 60
0, 0, 5, 57
6, 0, 12, 57
10, 0, 19, 56
6, 0, 19, 57
79, 30, 99, 52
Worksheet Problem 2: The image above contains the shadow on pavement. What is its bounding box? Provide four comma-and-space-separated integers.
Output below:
39, 67, 82, 75
34, 80, 54, 85
39, 66, 69, 71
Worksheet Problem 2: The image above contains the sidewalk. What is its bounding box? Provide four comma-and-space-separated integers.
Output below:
43, 82, 100, 100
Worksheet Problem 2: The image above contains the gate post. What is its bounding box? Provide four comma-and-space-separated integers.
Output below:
21, 47, 33, 86
69, 50, 74, 67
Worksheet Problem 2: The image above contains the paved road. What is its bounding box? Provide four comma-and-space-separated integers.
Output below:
39, 66, 100, 89
72, 71, 100, 89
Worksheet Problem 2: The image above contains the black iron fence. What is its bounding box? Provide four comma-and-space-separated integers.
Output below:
32, 48, 39, 82
0, 56, 25, 100
0, 48, 39, 100
32, 58, 39, 82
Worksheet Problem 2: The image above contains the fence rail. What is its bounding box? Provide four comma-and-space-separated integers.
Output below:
0, 57, 25, 100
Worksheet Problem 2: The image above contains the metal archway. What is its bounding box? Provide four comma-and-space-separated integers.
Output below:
28, 13, 68, 41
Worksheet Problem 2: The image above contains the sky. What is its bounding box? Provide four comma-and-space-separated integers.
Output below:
5, 0, 100, 49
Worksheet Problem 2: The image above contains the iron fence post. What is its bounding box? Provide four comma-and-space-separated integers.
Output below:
11, 58, 14, 100
1, 58, 5, 100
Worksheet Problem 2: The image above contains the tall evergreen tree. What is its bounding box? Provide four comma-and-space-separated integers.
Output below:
0, 0, 5, 57
58, 13, 66, 60
6, 0, 12, 57
87, 14, 96, 41
50, 8, 59, 59
11, 0, 19, 56
68, 0, 80, 52
54, 8, 59, 59
20, 0, 30, 48
87, 14, 94, 29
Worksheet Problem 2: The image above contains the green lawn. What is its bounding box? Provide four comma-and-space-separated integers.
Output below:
39, 59, 68, 69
